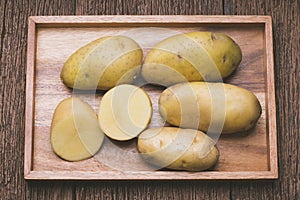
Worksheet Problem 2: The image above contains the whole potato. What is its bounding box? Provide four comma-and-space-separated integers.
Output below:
137, 127, 219, 171
142, 32, 242, 86
159, 82, 262, 134
61, 36, 142, 90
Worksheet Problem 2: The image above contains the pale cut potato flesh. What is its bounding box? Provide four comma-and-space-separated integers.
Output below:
98, 84, 152, 141
50, 97, 104, 161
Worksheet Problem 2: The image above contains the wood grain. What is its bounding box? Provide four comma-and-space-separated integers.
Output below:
0, 0, 28, 199
24, 16, 275, 180
224, 0, 299, 200
25, 1, 77, 199
0, 0, 299, 199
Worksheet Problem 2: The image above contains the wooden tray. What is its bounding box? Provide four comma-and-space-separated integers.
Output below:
25, 15, 277, 180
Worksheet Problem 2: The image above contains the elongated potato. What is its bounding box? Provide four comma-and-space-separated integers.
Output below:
51, 97, 104, 161
61, 36, 142, 90
137, 127, 219, 171
142, 32, 242, 86
98, 84, 152, 141
159, 82, 262, 134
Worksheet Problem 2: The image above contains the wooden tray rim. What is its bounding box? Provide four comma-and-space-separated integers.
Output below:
24, 15, 278, 180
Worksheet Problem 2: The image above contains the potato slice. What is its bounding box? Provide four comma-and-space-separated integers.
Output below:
98, 84, 152, 141
50, 97, 104, 161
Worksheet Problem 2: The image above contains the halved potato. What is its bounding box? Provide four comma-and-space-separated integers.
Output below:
50, 97, 104, 161
98, 84, 152, 141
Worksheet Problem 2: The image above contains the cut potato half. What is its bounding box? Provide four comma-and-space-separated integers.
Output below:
50, 97, 104, 161
98, 84, 152, 141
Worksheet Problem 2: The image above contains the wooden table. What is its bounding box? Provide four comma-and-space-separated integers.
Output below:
0, 0, 299, 199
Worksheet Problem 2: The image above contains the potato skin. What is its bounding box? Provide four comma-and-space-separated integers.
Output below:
61, 36, 142, 90
137, 127, 219, 171
159, 82, 262, 134
142, 32, 242, 86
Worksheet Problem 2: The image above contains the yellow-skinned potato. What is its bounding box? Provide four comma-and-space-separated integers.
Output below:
61, 36, 143, 90
137, 127, 219, 171
159, 82, 262, 134
142, 32, 242, 86
51, 97, 104, 161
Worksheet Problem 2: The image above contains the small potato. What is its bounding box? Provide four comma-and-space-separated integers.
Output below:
51, 97, 104, 161
61, 36, 143, 90
159, 82, 262, 134
98, 84, 152, 141
142, 32, 242, 86
137, 127, 219, 171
